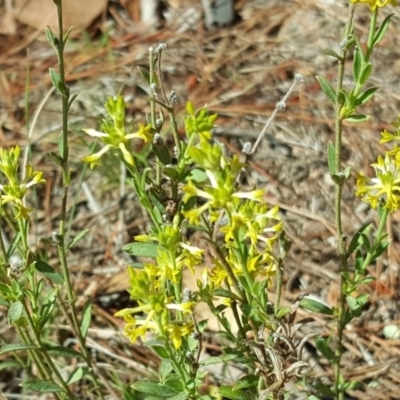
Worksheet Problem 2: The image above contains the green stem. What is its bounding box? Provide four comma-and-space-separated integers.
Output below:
21, 300, 76, 399
149, 48, 157, 130
274, 258, 284, 316
361, 207, 389, 271
53, 2, 104, 398
365, 9, 378, 61
333, 5, 355, 400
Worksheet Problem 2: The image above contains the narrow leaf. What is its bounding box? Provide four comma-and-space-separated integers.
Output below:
300, 298, 333, 315
137, 66, 151, 85
45, 345, 83, 358
0, 343, 38, 355
35, 260, 64, 284
355, 87, 377, 106
344, 114, 371, 123
359, 63, 373, 85
232, 375, 259, 390
67, 229, 89, 251
316, 76, 336, 104
315, 336, 336, 362
0, 360, 22, 370
8, 301, 23, 324
21, 380, 63, 393
373, 14, 394, 46
67, 367, 89, 385
132, 380, 177, 397
218, 386, 246, 400
80, 299, 92, 339
347, 223, 372, 255
352, 47, 363, 82
322, 48, 342, 61
123, 242, 158, 258
199, 356, 223, 367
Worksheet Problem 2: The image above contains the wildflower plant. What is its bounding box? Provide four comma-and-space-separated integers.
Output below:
0, 0, 398, 399
78, 39, 308, 396
312, 1, 398, 399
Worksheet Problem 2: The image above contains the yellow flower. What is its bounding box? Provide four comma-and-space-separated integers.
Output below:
350, 0, 397, 11
167, 322, 193, 349
356, 151, 400, 212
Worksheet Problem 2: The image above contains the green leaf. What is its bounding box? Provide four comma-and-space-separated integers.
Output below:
67, 229, 89, 251
80, 299, 92, 339
123, 242, 158, 258
327, 141, 336, 175
343, 165, 352, 179
0, 343, 38, 355
212, 288, 242, 302
146, 340, 169, 358
344, 114, 371, 123
218, 386, 247, 400
352, 47, 363, 83
199, 356, 223, 367
153, 140, 171, 165
354, 87, 377, 106
315, 336, 336, 362
67, 367, 89, 385
276, 306, 291, 319
68, 93, 79, 111
186, 168, 208, 183
8, 301, 23, 324
316, 76, 336, 104
373, 13, 394, 46
49, 68, 68, 97
370, 240, 390, 260
48, 151, 63, 167
45, 346, 83, 358
159, 359, 173, 382
167, 393, 189, 400
35, 260, 64, 284
232, 375, 259, 390
45, 27, 59, 52
322, 48, 342, 61
137, 66, 151, 85
0, 360, 22, 370
133, 380, 178, 397
0, 297, 9, 307
63, 26, 74, 46
21, 380, 63, 393
347, 223, 372, 255
39, 288, 58, 330
300, 298, 333, 315
359, 63, 373, 86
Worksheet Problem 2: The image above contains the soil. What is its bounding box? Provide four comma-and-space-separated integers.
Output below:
1, 0, 400, 399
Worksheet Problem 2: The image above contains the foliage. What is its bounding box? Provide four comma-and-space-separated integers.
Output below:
0, 0, 398, 399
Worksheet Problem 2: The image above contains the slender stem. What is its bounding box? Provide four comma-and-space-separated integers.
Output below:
53, 2, 104, 398
361, 207, 389, 271
149, 48, 157, 130
333, 6, 355, 400
274, 258, 284, 316
365, 9, 378, 61
21, 300, 76, 399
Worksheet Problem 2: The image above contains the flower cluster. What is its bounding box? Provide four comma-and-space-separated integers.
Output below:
114, 264, 195, 349
350, 0, 397, 11
356, 118, 400, 212
181, 106, 283, 292
0, 146, 45, 219
82, 95, 152, 168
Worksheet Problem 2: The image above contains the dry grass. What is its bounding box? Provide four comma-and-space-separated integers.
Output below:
1, 0, 400, 398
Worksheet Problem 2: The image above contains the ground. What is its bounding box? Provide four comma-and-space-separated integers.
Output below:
1, 0, 400, 399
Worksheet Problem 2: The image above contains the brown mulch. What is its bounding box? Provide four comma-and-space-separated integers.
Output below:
1, 0, 400, 399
